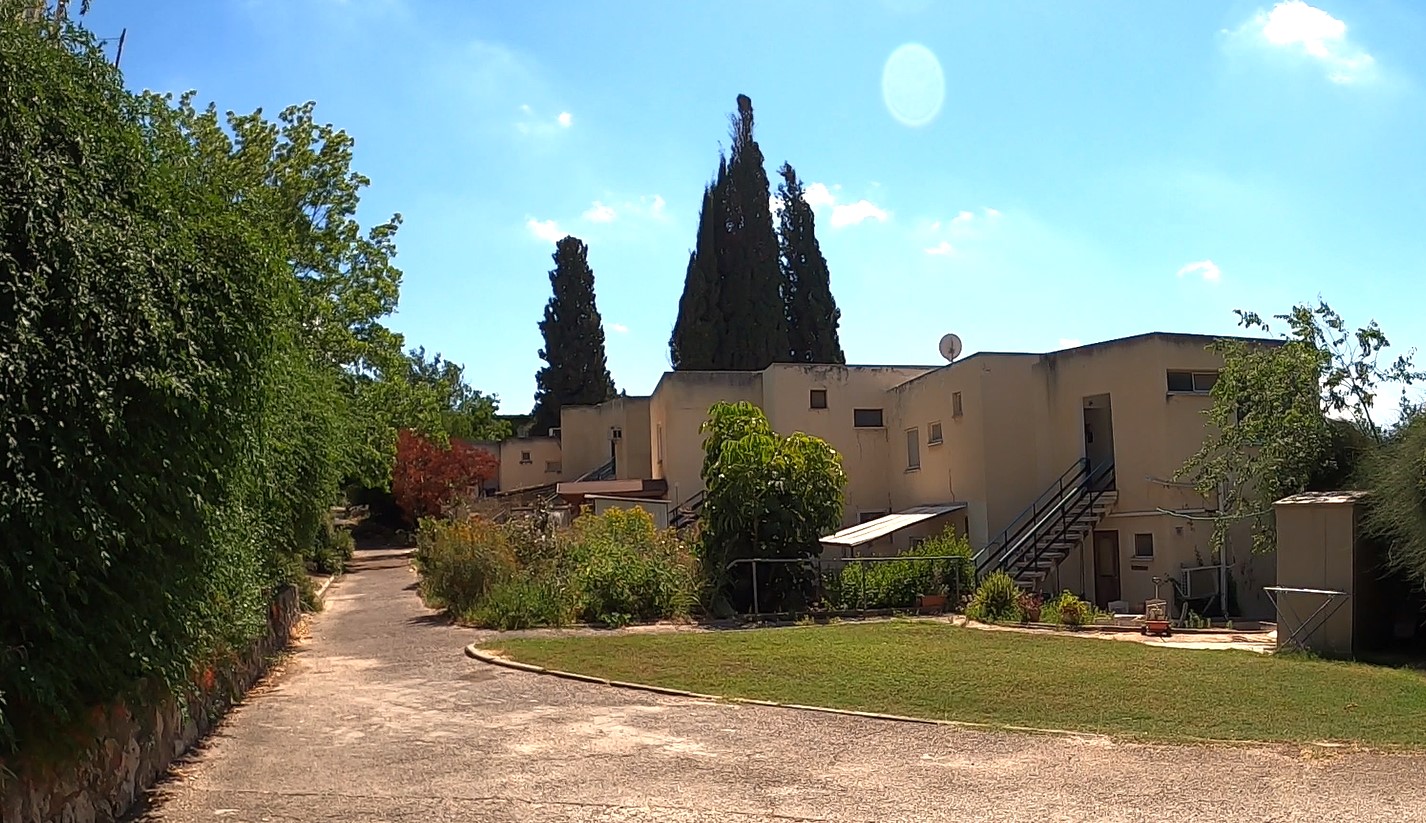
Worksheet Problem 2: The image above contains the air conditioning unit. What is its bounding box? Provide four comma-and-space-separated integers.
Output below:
548, 427, 561, 438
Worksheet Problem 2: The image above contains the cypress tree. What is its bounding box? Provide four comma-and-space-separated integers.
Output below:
531, 236, 616, 435
777, 162, 845, 364
670, 94, 784, 370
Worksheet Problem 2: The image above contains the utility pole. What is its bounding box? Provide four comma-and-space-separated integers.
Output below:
113, 26, 125, 67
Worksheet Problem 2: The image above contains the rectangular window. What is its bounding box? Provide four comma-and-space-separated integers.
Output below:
906, 427, 921, 470
927, 421, 944, 445
610, 427, 623, 440
656, 424, 664, 464
952, 391, 963, 418
1134, 533, 1154, 558
853, 408, 884, 428
545, 460, 562, 474
1168, 370, 1218, 393
519, 451, 532, 464
810, 388, 828, 409
858, 510, 887, 524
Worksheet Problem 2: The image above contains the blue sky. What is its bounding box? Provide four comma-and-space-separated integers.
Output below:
84, 0, 1426, 414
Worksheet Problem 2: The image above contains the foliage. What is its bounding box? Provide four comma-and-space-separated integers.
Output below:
494, 621, 1426, 747
698, 402, 846, 612
1038, 591, 1091, 626
965, 572, 1023, 623
1359, 411, 1426, 590
1017, 591, 1043, 623
531, 235, 617, 436
400, 346, 513, 442
1178, 301, 1423, 555
391, 430, 500, 524
413, 508, 698, 629
830, 530, 973, 610
670, 95, 785, 370
309, 515, 355, 575
776, 162, 844, 364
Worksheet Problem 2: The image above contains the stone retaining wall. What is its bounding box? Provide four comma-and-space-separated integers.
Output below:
0, 586, 302, 823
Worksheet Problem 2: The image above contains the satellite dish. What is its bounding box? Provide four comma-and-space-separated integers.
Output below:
938, 333, 963, 363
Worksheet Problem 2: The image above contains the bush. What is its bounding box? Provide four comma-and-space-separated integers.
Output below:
1039, 591, 1091, 626
965, 571, 1023, 623
308, 515, 356, 575
413, 507, 698, 629
414, 518, 518, 615
1017, 591, 1044, 623
830, 529, 975, 610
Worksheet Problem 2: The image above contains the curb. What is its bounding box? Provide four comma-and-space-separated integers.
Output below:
315, 572, 340, 603
463, 644, 1107, 741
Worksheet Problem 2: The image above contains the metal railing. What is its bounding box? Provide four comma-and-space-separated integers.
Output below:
1006, 463, 1116, 584
670, 490, 705, 529
974, 458, 1092, 578
723, 555, 972, 617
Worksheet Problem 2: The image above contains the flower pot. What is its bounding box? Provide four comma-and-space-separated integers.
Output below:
917, 594, 948, 613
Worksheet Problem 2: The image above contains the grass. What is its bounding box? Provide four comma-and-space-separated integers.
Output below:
489, 621, 1426, 747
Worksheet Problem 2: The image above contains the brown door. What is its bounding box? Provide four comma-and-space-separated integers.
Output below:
1093, 531, 1121, 608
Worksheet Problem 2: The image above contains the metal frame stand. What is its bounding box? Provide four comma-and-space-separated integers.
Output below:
1264, 586, 1350, 651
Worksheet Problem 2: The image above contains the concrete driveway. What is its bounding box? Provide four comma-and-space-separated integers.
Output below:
133, 548, 1426, 822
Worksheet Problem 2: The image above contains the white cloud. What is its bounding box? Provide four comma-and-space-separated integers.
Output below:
648, 195, 666, 218
1058, 338, 1083, 350
951, 210, 975, 225
519, 103, 533, 115
582, 201, 616, 223
606, 322, 629, 334
830, 200, 889, 228
1240, 1, 1376, 84
924, 241, 955, 256
557, 111, 573, 127
526, 218, 564, 243
1176, 259, 1222, 282
803, 182, 838, 209
984, 207, 1002, 218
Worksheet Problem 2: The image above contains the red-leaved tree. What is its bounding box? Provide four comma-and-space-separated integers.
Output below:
391, 430, 500, 524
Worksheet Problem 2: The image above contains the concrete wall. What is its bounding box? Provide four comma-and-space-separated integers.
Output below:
1, 587, 302, 823
497, 436, 563, 491
649, 371, 764, 506
560, 396, 653, 481
1274, 497, 1359, 656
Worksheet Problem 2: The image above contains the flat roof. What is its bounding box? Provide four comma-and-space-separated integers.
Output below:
1275, 491, 1371, 505
819, 504, 967, 548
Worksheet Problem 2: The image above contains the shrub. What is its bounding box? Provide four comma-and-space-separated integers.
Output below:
1039, 591, 1091, 626
830, 530, 975, 610
965, 571, 1023, 623
472, 575, 575, 630
414, 517, 518, 615
1017, 591, 1044, 623
565, 507, 699, 627
391, 430, 500, 524
308, 515, 356, 575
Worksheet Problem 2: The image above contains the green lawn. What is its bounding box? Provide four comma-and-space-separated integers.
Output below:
490, 621, 1426, 747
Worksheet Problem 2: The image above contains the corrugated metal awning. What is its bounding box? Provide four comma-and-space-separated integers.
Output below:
818, 504, 967, 548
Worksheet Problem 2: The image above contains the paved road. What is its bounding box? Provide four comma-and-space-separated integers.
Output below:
135, 548, 1426, 822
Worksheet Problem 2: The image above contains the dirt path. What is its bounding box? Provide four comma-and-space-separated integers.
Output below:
133, 548, 1426, 822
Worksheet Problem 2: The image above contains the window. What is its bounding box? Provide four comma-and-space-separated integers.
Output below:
858, 510, 887, 524
1134, 533, 1154, 558
1167, 370, 1218, 394
906, 427, 921, 471
548, 427, 561, 438
610, 427, 623, 440
853, 408, 884, 428
810, 388, 828, 409
519, 450, 532, 464
927, 421, 944, 445
545, 460, 562, 474
656, 423, 665, 465
952, 391, 963, 418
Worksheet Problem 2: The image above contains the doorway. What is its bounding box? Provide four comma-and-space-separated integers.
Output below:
1093, 530, 1121, 608
1082, 394, 1115, 487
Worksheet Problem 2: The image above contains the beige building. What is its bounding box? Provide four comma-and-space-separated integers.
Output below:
495, 331, 1281, 616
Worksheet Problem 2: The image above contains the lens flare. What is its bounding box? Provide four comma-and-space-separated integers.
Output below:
882, 43, 945, 127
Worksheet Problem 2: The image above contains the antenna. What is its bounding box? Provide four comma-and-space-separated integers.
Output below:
938, 333, 963, 363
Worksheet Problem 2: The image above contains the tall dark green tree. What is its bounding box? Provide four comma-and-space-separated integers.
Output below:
532, 236, 617, 434
670, 94, 784, 370
777, 162, 845, 364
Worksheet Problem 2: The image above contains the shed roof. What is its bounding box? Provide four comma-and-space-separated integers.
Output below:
1274, 490, 1371, 506
818, 504, 966, 548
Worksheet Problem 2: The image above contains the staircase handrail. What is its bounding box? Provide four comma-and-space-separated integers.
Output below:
1012, 462, 1116, 580
974, 458, 1090, 576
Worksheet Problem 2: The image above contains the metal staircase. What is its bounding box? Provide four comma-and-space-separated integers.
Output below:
973, 459, 1117, 590
670, 490, 704, 530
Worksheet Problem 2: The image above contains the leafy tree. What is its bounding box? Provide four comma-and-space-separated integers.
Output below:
401, 346, 513, 441
670, 95, 785, 371
531, 236, 617, 435
391, 430, 500, 524
1178, 301, 1422, 555
1359, 411, 1426, 590
698, 401, 846, 612
776, 163, 844, 364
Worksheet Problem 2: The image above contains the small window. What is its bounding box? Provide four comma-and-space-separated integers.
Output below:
1168, 370, 1218, 393
858, 510, 887, 524
610, 427, 623, 440
656, 423, 665, 464
952, 391, 963, 418
810, 389, 828, 409
519, 451, 532, 464
906, 427, 920, 471
545, 460, 562, 473
1134, 533, 1154, 558
853, 408, 884, 428
927, 421, 944, 445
